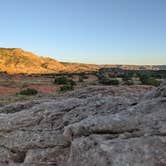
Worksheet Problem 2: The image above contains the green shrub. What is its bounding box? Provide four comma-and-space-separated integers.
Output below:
122, 74, 132, 82
108, 74, 116, 78
96, 73, 105, 80
54, 76, 76, 92
122, 74, 134, 85
139, 74, 150, 84
145, 78, 160, 86
99, 77, 119, 85
54, 76, 68, 85
68, 79, 76, 86
54, 76, 76, 86
60, 84, 74, 92
139, 74, 160, 86
109, 79, 119, 85
19, 88, 38, 95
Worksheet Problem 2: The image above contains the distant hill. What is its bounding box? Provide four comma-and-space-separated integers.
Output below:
101, 64, 164, 71
0, 48, 165, 74
0, 48, 101, 74
61, 62, 100, 73
0, 48, 67, 74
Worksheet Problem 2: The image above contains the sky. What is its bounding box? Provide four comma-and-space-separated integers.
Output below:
0, 0, 166, 65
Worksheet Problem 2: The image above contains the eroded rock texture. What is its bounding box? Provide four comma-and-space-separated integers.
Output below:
0, 84, 165, 166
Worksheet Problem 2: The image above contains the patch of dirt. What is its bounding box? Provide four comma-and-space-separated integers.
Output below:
85, 74, 98, 82
27, 84, 58, 94
0, 86, 19, 96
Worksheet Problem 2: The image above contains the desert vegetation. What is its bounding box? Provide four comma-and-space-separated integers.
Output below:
98, 76, 119, 85
0, 68, 164, 106
98, 69, 165, 86
54, 76, 76, 92
138, 74, 160, 86
19, 88, 38, 95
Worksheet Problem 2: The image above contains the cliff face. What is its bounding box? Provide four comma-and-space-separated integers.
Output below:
0, 82, 165, 165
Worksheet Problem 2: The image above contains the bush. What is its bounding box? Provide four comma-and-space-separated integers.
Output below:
54, 76, 76, 86
145, 78, 160, 86
109, 79, 119, 85
60, 84, 74, 92
122, 74, 134, 85
68, 79, 76, 86
54, 76, 68, 85
99, 77, 119, 85
54, 75, 76, 92
122, 74, 132, 82
96, 73, 105, 80
139, 74, 160, 86
108, 74, 116, 78
19, 88, 38, 95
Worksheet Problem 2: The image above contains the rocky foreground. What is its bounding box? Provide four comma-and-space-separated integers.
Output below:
0, 83, 165, 166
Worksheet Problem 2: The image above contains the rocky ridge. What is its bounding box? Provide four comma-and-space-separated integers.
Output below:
0, 83, 165, 165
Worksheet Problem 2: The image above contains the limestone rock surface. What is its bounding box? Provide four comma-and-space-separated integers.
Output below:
0, 85, 165, 166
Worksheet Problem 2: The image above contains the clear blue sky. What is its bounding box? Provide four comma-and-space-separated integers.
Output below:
0, 0, 166, 65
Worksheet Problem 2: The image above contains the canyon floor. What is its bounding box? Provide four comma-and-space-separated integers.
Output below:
0, 77, 165, 166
